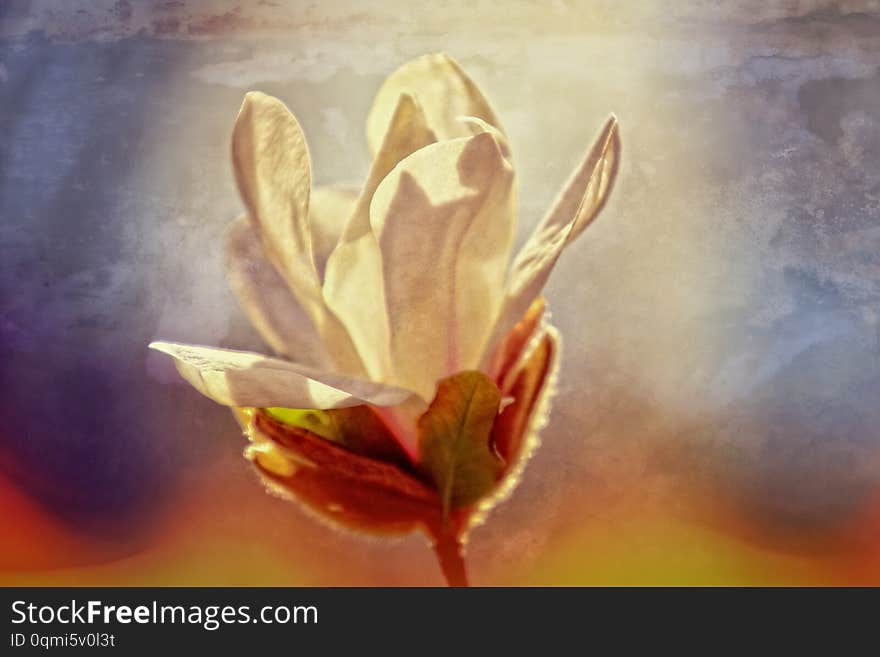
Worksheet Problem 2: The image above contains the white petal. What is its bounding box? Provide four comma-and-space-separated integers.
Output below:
224, 216, 331, 368
370, 132, 515, 400
231, 92, 366, 376
539, 115, 620, 243
484, 116, 620, 364
323, 93, 436, 381
366, 53, 502, 157
357, 94, 437, 220
308, 185, 359, 280
459, 116, 511, 161
148, 341, 417, 409
231, 92, 323, 316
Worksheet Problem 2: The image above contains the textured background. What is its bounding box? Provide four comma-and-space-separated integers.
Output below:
1, 1, 879, 584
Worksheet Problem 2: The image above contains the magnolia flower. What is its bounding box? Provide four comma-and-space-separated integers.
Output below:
150, 53, 619, 586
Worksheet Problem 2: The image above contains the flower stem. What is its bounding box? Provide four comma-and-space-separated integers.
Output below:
432, 526, 468, 587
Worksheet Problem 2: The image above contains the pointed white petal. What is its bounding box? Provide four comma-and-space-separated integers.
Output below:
539, 114, 620, 243
370, 132, 515, 400
148, 341, 418, 409
485, 116, 620, 364
366, 53, 502, 157
224, 216, 331, 368
458, 116, 511, 161
357, 94, 437, 222
323, 93, 436, 381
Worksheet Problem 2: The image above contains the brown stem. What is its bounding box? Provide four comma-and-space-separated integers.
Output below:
432, 525, 468, 587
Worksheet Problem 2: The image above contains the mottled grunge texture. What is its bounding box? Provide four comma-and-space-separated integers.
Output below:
1, 1, 879, 584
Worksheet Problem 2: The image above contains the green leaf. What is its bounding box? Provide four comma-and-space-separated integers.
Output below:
265, 405, 411, 467
417, 371, 503, 517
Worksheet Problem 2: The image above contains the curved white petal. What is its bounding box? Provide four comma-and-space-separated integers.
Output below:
323, 93, 436, 382
149, 341, 418, 409
231, 92, 365, 376
231, 92, 322, 315
484, 116, 620, 365
366, 53, 502, 157
224, 216, 331, 368
370, 132, 515, 400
